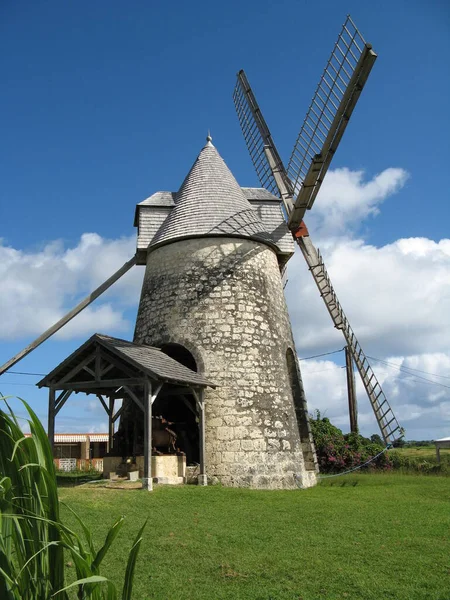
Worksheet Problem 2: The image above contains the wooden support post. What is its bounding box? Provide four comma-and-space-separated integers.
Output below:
436, 446, 441, 464
48, 388, 56, 457
108, 397, 115, 453
345, 346, 358, 433
143, 381, 153, 491
193, 389, 207, 486
142, 381, 163, 492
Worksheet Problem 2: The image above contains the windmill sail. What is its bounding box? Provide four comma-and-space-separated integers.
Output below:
233, 29, 403, 444
0, 256, 137, 377
287, 15, 377, 229
233, 70, 294, 217
298, 237, 403, 444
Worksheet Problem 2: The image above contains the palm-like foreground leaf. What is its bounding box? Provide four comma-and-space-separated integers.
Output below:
0, 396, 146, 599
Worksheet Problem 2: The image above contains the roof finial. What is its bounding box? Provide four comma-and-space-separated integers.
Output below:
206, 130, 212, 143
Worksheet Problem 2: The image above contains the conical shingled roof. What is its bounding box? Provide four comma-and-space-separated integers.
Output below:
150, 140, 275, 250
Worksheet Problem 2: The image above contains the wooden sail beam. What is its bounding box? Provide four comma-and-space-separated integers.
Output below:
345, 345, 358, 433
0, 255, 137, 377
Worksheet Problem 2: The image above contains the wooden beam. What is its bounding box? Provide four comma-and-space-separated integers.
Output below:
98, 349, 140, 379
178, 395, 197, 416
195, 389, 207, 486
57, 378, 144, 390
163, 385, 198, 397
143, 380, 153, 491
55, 389, 71, 408
83, 365, 96, 378
108, 397, 115, 452
0, 255, 137, 377
100, 363, 114, 378
95, 353, 102, 382
48, 388, 55, 455
112, 405, 123, 423
150, 382, 163, 405
96, 394, 109, 415
123, 385, 145, 412
58, 351, 97, 384
55, 389, 73, 416
345, 346, 358, 433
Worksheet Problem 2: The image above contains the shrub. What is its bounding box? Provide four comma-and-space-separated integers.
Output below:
0, 396, 146, 599
309, 411, 391, 473
310, 411, 450, 476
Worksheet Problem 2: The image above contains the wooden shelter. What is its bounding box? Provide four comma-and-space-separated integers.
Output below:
434, 437, 450, 463
37, 333, 215, 490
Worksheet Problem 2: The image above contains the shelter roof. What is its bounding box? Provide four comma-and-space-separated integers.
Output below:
37, 333, 215, 390
149, 140, 275, 250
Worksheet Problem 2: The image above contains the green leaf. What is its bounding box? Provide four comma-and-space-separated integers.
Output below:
53, 575, 108, 595
92, 516, 124, 572
121, 519, 147, 600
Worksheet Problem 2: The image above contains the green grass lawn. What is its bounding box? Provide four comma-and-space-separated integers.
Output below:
59, 474, 450, 600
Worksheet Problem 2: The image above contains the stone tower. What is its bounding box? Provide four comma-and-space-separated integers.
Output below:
133, 137, 317, 489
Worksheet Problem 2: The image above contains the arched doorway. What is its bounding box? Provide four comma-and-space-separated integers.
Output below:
286, 347, 316, 470
160, 343, 198, 372
154, 344, 200, 465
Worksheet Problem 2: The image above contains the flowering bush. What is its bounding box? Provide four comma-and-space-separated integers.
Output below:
309, 411, 391, 473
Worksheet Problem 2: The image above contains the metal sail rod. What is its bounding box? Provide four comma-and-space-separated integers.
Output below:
0, 255, 137, 377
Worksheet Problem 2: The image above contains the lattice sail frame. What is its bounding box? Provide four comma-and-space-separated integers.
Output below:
233, 16, 377, 231
288, 16, 367, 193
233, 71, 284, 198
287, 15, 377, 227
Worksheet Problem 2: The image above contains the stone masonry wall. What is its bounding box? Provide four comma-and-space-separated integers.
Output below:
134, 236, 317, 489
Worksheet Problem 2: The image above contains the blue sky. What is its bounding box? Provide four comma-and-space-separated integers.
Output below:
1, 0, 449, 440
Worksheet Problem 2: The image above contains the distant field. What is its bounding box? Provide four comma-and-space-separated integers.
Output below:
394, 445, 446, 462
59, 474, 450, 600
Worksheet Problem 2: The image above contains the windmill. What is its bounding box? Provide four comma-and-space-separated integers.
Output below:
0, 15, 402, 492
233, 15, 403, 444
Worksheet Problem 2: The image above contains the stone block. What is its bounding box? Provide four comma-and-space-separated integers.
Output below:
216, 427, 234, 441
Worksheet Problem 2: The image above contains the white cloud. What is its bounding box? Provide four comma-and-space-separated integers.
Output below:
286, 235, 450, 358
0, 233, 143, 340
307, 166, 409, 237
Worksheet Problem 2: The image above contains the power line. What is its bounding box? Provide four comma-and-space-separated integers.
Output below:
5, 370, 46, 377
304, 366, 345, 375
298, 349, 450, 392
0, 382, 37, 387
367, 356, 450, 389
299, 348, 345, 360
366, 356, 450, 380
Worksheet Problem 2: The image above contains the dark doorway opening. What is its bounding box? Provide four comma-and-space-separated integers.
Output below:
160, 343, 198, 372
286, 347, 316, 470
155, 344, 200, 465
